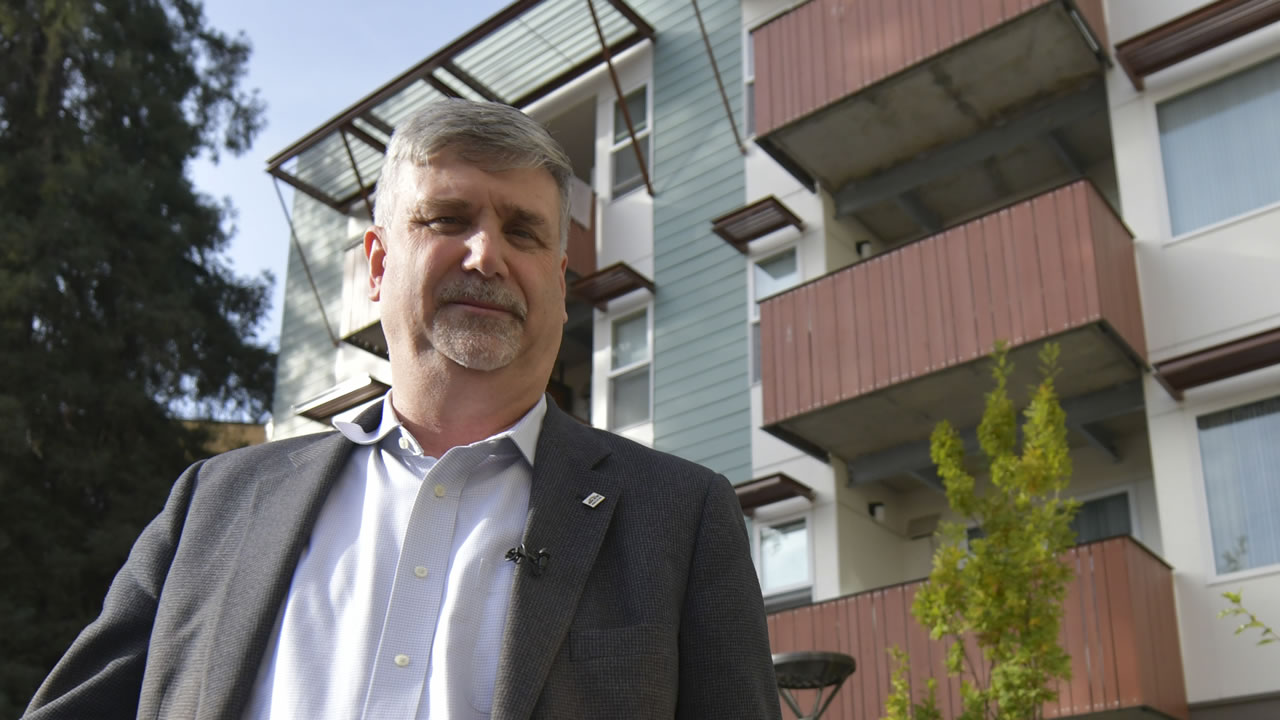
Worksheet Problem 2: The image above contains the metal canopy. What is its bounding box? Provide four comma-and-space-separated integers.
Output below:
1115, 0, 1280, 90
265, 0, 655, 215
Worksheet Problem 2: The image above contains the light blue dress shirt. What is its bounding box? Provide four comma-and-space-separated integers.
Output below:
243, 393, 546, 720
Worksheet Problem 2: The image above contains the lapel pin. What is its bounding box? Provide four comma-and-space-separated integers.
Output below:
582, 492, 606, 508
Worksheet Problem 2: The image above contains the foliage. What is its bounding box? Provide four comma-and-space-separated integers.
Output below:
1218, 591, 1279, 647
0, 0, 272, 713
883, 343, 1079, 720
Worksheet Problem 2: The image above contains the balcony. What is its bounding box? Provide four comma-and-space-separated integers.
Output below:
751, 0, 1111, 243
339, 177, 599, 358
759, 180, 1146, 466
768, 537, 1188, 720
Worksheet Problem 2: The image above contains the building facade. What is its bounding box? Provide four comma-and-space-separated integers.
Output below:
267, 1, 1280, 717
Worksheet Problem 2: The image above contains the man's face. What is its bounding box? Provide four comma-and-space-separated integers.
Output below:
366, 150, 567, 377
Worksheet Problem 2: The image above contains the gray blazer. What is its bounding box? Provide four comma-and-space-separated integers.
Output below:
25, 400, 781, 719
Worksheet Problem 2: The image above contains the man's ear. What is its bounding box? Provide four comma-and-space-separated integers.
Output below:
365, 227, 386, 302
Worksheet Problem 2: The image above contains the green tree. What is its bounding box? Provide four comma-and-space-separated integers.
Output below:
1219, 591, 1279, 647
884, 344, 1079, 720
0, 1, 272, 713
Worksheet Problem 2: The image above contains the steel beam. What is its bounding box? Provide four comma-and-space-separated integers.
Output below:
895, 191, 941, 234
834, 82, 1106, 217
847, 379, 1144, 487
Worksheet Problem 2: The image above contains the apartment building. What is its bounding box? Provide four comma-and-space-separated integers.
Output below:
265, 0, 1280, 718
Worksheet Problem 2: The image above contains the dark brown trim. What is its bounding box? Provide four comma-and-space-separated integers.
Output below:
510, 32, 648, 108
710, 195, 804, 252
606, 0, 656, 41
692, 0, 745, 154
268, 167, 345, 213
441, 60, 506, 104
735, 472, 815, 513
1115, 0, 1280, 90
265, 0, 543, 169
568, 261, 654, 309
342, 122, 387, 155
361, 112, 395, 136
587, 0, 655, 197
339, 129, 377, 221
422, 73, 463, 99
1154, 326, 1280, 397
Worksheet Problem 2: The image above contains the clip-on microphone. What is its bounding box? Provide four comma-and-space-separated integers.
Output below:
505, 543, 550, 576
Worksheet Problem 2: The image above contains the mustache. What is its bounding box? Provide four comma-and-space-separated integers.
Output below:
436, 278, 527, 321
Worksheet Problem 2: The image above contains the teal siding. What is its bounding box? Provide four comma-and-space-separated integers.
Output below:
650, 0, 749, 483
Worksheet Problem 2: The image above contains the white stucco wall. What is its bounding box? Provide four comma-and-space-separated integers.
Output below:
1107, 0, 1280, 706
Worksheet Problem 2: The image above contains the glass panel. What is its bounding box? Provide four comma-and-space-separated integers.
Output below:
753, 248, 799, 301
611, 311, 648, 369
1158, 54, 1280, 235
760, 518, 807, 593
613, 87, 647, 143
1197, 395, 1280, 574
611, 135, 649, 197
609, 366, 650, 429
1072, 493, 1132, 544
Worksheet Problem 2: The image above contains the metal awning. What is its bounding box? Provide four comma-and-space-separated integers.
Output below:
265, 0, 656, 215
1116, 0, 1280, 90
294, 374, 391, 420
1154, 326, 1280, 400
735, 472, 815, 514
569, 262, 654, 309
710, 195, 803, 253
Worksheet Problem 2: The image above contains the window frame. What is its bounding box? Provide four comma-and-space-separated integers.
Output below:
1190, 390, 1280, 582
1144, 44, 1280, 245
606, 305, 653, 431
748, 244, 802, 385
609, 84, 652, 199
750, 509, 814, 599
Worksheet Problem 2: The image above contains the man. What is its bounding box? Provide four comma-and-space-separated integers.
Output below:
26, 100, 781, 719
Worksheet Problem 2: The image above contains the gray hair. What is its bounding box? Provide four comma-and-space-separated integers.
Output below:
373, 99, 574, 250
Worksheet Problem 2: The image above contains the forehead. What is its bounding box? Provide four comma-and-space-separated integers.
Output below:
398, 152, 558, 215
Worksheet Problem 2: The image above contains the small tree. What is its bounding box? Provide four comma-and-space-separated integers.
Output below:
1218, 591, 1279, 647
884, 344, 1079, 720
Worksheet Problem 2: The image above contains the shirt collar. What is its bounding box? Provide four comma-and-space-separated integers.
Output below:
332, 391, 546, 465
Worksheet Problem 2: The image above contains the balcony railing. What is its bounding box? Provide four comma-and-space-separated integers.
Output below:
759, 180, 1146, 463
338, 177, 598, 358
767, 536, 1188, 720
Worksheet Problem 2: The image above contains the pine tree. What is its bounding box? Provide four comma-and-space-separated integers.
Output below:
0, 1, 272, 712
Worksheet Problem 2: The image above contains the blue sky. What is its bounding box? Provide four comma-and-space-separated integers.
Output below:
190, 0, 511, 346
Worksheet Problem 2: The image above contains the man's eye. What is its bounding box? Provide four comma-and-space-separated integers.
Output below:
426, 217, 465, 230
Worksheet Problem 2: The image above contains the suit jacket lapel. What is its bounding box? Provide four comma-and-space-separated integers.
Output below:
491, 403, 621, 720
197, 405, 377, 718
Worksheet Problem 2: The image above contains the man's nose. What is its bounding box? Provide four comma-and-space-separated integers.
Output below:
461, 220, 508, 277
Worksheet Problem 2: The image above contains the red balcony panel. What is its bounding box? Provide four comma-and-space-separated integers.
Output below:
760, 181, 1146, 461
752, 0, 1107, 195
768, 537, 1188, 720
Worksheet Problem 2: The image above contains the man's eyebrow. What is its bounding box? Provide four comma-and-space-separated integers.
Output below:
407, 197, 473, 217
500, 203, 550, 230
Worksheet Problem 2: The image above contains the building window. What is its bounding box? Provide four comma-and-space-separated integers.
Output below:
744, 29, 755, 137
1158, 53, 1280, 236
609, 308, 650, 430
1198, 395, 1280, 575
1072, 492, 1132, 544
750, 247, 801, 384
753, 515, 810, 598
611, 86, 649, 198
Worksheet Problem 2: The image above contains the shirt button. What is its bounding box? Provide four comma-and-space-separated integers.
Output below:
398, 437, 410, 451
434, 484, 446, 498
394, 654, 410, 667
414, 565, 428, 578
